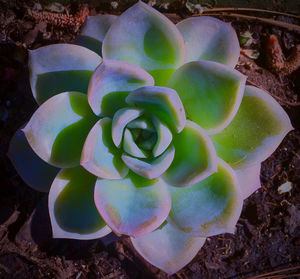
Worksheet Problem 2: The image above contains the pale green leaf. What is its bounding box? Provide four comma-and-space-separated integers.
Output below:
131, 222, 206, 275
23, 92, 98, 168
211, 86, 293, 168
167, 60, 246, 134
81, 118, 128, 179
177, 16, 240, 67
102, 1, 185, 85
29, 44, 101, 104
168, 159, 243, 237
94, 171, 171, 237
49, 166, 111, 239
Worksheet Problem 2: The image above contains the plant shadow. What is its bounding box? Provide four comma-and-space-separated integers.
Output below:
27, 196, 120, 260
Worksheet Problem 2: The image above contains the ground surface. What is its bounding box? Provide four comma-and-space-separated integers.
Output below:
0, 1, 299, 278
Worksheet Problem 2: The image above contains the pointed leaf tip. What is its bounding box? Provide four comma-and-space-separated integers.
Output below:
234, 164, 261, 199
131, 222, 206, 274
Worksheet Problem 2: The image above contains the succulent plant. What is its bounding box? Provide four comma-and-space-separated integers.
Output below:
8, 1, 292, 274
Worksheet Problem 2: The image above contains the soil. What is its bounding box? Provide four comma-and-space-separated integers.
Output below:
0, 1, 299, 278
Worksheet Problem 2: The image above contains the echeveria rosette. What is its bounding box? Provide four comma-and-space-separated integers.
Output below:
8, 1, 293, 275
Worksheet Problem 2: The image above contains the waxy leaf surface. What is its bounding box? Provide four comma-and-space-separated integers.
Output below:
23, 92, 98, 168
167, 61, 246, 134
102, 1, 185, 85
131, 222, 206, 275
94, 172, 171, 237
88, 60, 154, 116
164, 121, 217, 187
75, 14, 117, 56
29, 44, 101, 104
168, 159, 242, 237
81, 118, 128, 179
123, 128, 147, 158
49, 166, 111, 239
211, 86, 293, 168
234, 164, 261, 199
122, 145, 175, 179
112, 107, 143, 147
177, 16, 240, 67
152, 115, 173, 157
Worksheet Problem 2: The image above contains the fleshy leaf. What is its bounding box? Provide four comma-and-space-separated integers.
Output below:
23, 92, 98, 168
235, 164, 261, 199
167, 60, 246, 134
177, 16, 240, 67
163, 121, 217, 187
75, 15, 117, 56
8, 126, 60, 192
131, 222, 206, 275
29, 44, 101, 104
88, 60, 154, 116
123, 128, 147, 158
112, 107, 143, 147
81, 118, 128, 179
211, 86, 293, 168
122, 145, 175, 179
127, 117, 154, 131
94, 171, 171, 237
102, 1, 185, 86
126, 86, 186, 133
168, 159, 243, 237
49, 166, 111, 239
152, 115, 172, 157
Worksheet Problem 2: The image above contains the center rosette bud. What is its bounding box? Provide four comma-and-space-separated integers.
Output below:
111, 106, 175, 178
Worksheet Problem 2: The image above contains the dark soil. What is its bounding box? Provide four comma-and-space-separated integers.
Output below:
0, 1, 299, 278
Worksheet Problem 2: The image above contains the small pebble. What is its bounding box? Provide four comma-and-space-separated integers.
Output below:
111, 1, 118, 9
278, 181, 293, 194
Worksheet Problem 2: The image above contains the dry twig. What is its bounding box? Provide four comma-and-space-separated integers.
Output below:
246, 265, 300, 279
204, 8, 300, 19
201, 12, 300, 32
